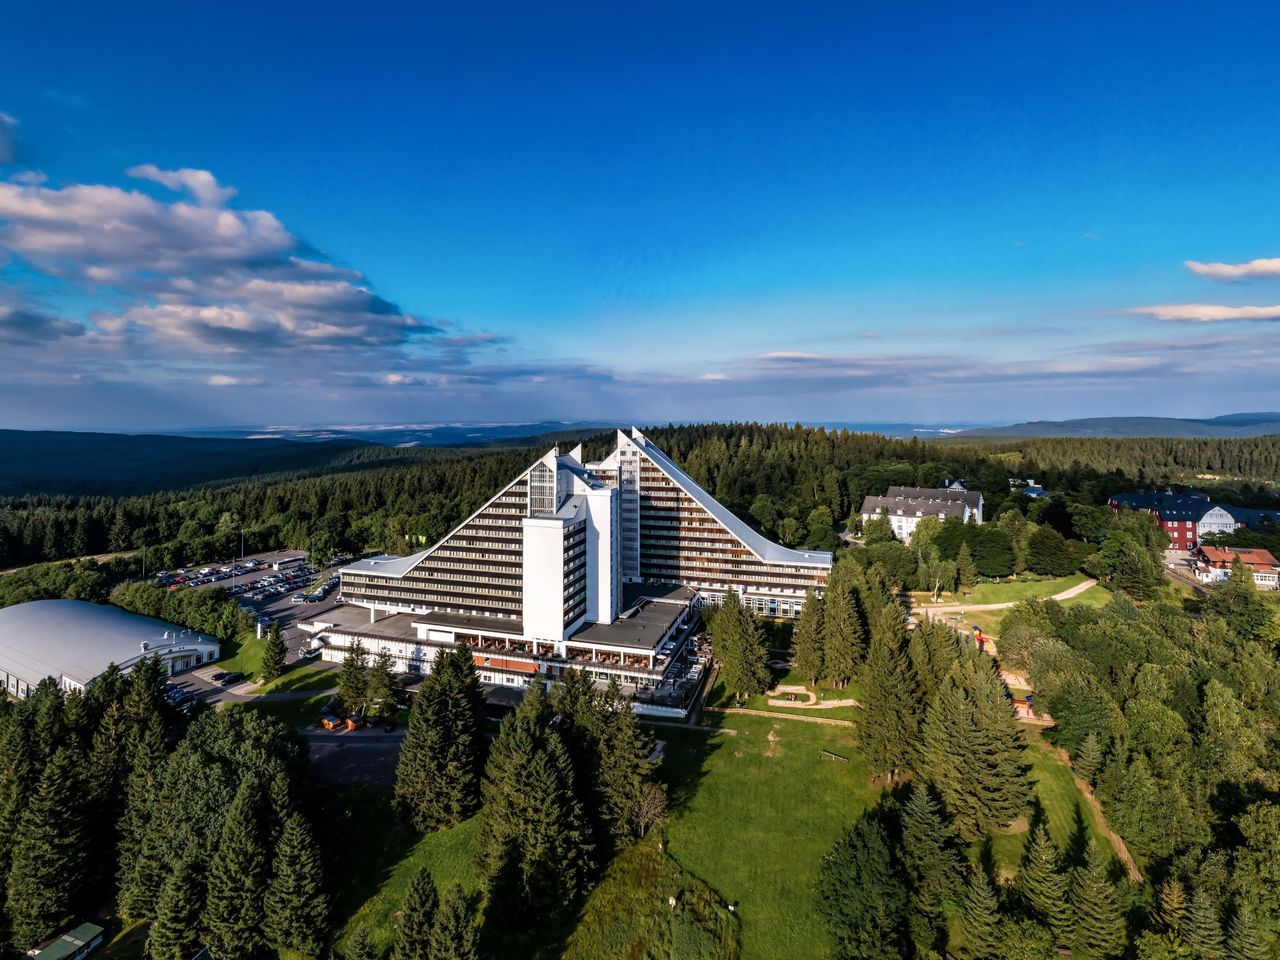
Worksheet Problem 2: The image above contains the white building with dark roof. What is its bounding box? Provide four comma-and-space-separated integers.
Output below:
0, 599, 220, 698
324, 429, 832, 711
859, 484, 984, 543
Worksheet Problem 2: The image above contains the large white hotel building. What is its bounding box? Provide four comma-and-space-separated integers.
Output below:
307, 429, 831, 710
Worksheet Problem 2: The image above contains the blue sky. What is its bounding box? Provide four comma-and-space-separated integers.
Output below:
2, 1, 1280, 430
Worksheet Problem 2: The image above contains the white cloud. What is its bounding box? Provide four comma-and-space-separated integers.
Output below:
1185, 257, 1280, 281
1126, 303, 1280, 323
127, 164, 238, 207
208, 374, 240, 386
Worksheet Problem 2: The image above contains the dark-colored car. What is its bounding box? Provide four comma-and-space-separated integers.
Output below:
218, 672, 246, 687
210, 671, 229, 683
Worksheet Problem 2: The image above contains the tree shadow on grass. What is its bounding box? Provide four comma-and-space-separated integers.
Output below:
313, 783, 419, 925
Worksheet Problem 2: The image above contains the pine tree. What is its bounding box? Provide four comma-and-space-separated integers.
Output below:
345, 929, 377, 960
596, 678, 661, 847
4, 746, 87, 951
265, 812, 329, 956
1016, 824, 1072, 939
817, 813, 907, 960
822, 582, 864, 687
366, 649, 396, 715
1074, 731, 1103, 787
713, 592, 769, 698
900, 786, 963, 931
260, 622, 286, 683
338, 638, 370, 715
149, 848, 206, 960
791, 589, 825, 685
957, 541, 978, 589
395, 646, 485, 832
205, 776, 269, 960
428, 885, 480, 960
960, 868, 999, 960
1157, 878, 1188, 934
860, 603, 920, 782
1184, 886, 1225, 960
1227, 903, 1269, 960
475, 682, 593, 925
116, 712, 169, 919
1069, 839, 1125, 959
391, 868, 438, 960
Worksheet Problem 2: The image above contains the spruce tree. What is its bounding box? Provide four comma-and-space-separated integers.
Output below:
713, 592, 769, 698
149, 847, 206, 960
265, 812, 330, 956
822, 582, 864, 687
428, 885, 480, 960
860, 603, 920, 782
900, 785, 963, 953
338, 638, 370, 715
345, 929, 377, 960
957, 541, 978, 590
366, 649, 396, 715
791, 589, 825, 685
395, 646, 485, 832
596, 678, 661, 847
1227, 903, 1269, 960
1069, 839, 1125, 959
260, 622, 286, 683
960, 868, 999, 960
4, 746, 87, 952
116, 712, 169, 919
1157, 878, 1188, 934
1074, 730, 1103, 787
1184, 886, 1225, 960
1016, 824, 1072, 940
205, 775, 269, 960
391, 868, 439, 960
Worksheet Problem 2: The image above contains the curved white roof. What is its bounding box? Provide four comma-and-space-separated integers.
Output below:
0, 599, 219, 687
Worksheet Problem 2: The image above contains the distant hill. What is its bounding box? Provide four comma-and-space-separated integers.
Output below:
958, 412, 1280, 439
0, 430, 378, 497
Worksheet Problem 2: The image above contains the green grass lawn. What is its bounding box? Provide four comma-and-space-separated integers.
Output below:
255, 662, 338, 694
332, 799, 480, 956
658, 714, 878, 960
215, 629, 267, 676
984, 732, 1113, 879
914, 573, 1089, 607
705, 666, 863, 723
563, 836, 739, 960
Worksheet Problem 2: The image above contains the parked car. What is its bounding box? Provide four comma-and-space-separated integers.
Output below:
219, 672, 245, 687
210, 671, 229, 683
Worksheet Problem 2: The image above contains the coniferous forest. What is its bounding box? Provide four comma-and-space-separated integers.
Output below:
0, 423, 1279, 958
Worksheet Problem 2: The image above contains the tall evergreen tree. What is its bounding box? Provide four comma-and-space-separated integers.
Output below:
1226, 903, 1269, 960
860, 603, 920, 782
960, 868, 999, 960
116, 712, 169, 919
817, 812, 907, 960
265, 812, 330, 956
391, 868, 439, 960
791, 589, 825, 685
1016, 824, 1072, 940
956, 541, 978, 589
1074, 731, 1103, 787
900, 786, 963, 953
1183, 886, 1225, 960
712, 591, 770, 698
338, 638, 370, 714
395, 646, 485, 832
149, 847, 206, 960
345, 929, 377, 960
822, 582, 865, 687
205, 775, 269, 960
4, 745, 87, 952
260, 622, 286, 683
596, 678, 661, 847
428, 885, 480, 960
476, 681, 593, 926
366, 649, 397, 714
1157, 878, 1188, 934
1069, 839, 1125, 959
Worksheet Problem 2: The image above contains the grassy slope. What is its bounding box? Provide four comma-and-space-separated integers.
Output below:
657, 715, 876, 960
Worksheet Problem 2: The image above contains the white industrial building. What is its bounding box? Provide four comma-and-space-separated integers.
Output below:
0, 599, 220, 698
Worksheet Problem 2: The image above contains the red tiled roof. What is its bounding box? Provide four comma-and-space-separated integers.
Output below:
1197, 545, 1280, 569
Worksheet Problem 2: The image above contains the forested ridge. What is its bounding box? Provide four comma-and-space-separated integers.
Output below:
4, 423, 1278, 574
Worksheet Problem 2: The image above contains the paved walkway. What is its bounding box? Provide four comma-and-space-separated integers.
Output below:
702, 706, 855, 728
916, 578, 1098, 618
765, 683, 860, 709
